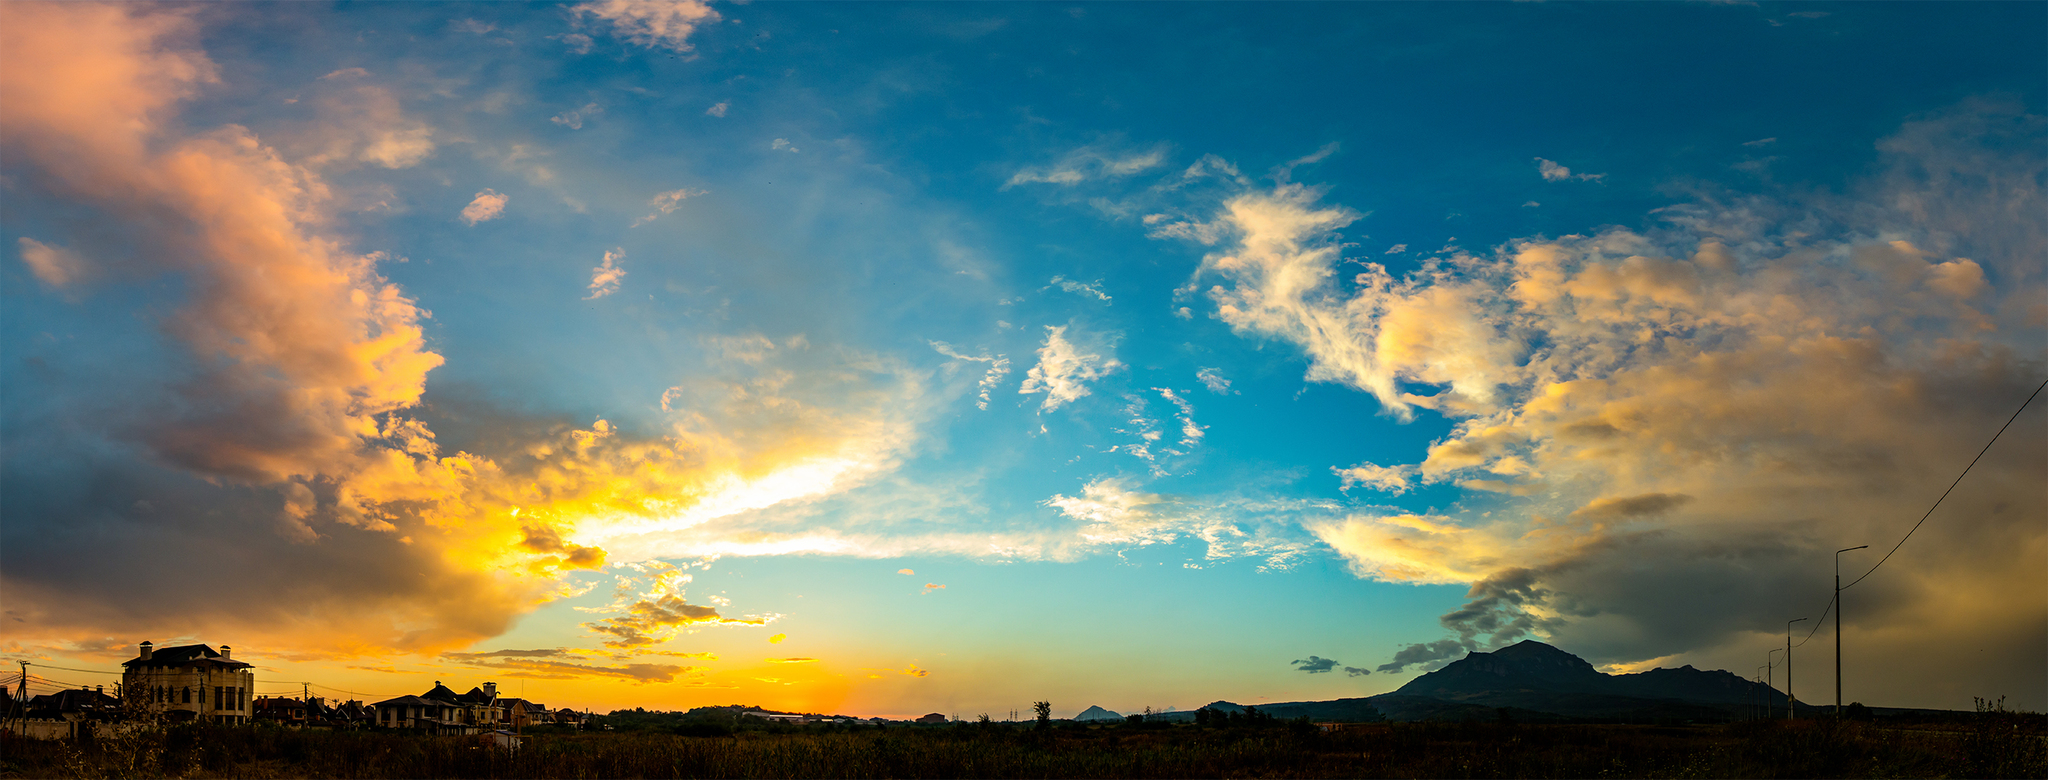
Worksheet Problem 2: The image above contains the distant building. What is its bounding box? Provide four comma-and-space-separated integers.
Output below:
371, 681, 501, 735
916, 712, 948, 724
496, 698, 547, 729
120, 641, 255, 725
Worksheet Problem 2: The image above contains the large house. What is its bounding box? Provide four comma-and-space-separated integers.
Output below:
372, 682, 502, 734
120, 642, 255, 725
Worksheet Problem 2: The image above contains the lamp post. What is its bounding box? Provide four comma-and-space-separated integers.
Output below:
1786, 617, 1807, 719
1756, 666, 1770, 721
1835, 545, 1867, 717
1766, 649, 1781, 716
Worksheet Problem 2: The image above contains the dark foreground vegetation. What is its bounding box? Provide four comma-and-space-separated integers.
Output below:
4, 709, 2041, 779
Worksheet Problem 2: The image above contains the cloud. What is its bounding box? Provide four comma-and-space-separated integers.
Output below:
1157, 104, 2045, 697
0, 5, 941, 664
766, 657, 817, 664
1195, 367, 1233, 395
1332, 462, 1416, 495
1019, 325, 1122, 411
1376, 639, 1470, 674
1743, 137, 1778, 147
1048, 275, 1112, 302
1535, 157, 1605, 182
1044, 477, 1322, 569
461, 189, 508, 225
768, 633, 786, 644
705, 102, 728, 117
1291, 655, 1339, 673
573, 0, 721, 53
632, 187, 707, 226
771, 138, 799, 153
551, 103, 602, 130
1384, 244, 1407, 254
1343, 666, 1371, 677
586, 248, 627, 299
930, 341, 1012, 411
17, 238, 91, 289
292, 79, 436, 171
442, 649, 693, 682
581, 564, 772, 649
897, 569, 913, 575
1005, 145, 1169, 189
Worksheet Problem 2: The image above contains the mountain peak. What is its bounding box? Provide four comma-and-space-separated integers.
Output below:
1074, 705, 1122, 721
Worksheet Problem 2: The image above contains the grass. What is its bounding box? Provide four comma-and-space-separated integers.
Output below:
2, 714, 2041, 778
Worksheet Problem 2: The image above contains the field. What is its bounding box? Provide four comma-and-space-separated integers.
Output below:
3, 714, 2042, 779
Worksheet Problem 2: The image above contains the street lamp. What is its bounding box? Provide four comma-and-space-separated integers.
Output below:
1786, 617, 1807, 720
1766, 648, 1781, 697
1836, 545, 1868, 717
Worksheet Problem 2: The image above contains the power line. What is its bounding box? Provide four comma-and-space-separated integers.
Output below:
1845, 377, 2046, 590
22, 663, 122, 676
1790, 595, 1835, 649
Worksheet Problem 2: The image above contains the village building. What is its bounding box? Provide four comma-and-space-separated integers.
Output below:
371, 681, 502, 735
120, 642, 255, 725
496, 697, 547, 729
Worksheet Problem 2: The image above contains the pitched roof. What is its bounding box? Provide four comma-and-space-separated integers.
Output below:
123, 644, 253, 670
422, 683, 461, 703
371, 694, 449, 708
456, 686, 496, 704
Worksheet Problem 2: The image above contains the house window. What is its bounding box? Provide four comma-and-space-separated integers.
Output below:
215, 686, 223, 708
183, 687, 191, 704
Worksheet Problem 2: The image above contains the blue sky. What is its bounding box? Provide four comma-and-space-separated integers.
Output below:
3, 1, 2043, 716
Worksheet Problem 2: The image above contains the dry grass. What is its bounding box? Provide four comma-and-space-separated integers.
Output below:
2, 715, 2040, 779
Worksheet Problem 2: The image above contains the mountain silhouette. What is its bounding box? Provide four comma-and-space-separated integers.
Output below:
1379, 640, 1799, 720
1153, 640, 1807, 723
1074, 705, 1123, 721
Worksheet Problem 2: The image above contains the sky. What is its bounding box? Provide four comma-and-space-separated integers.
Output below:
2, 1, 2044, 719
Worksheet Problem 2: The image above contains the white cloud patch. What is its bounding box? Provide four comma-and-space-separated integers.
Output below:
552, 102, 602, 130
17, 237, 91, 289
771, 138, 799, 153
573, 0, 721, 53
585, 248, 627, 299
705, 101, 729, 117
632, 187, 707, 227
1044, 478, 1320, 570
1333, 462, 1416, 495
1005, 144, 1169, 189
1047, 275, 1111, 302
1018, 325, 1122, 411
1535, 157, 1605, 182
930, 341, 1011, 411
460, 189, 507, 225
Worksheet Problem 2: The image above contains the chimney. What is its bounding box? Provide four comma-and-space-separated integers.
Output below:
139, 641, 153, 661
483, 682, 497, 699
220, 645, 231, 659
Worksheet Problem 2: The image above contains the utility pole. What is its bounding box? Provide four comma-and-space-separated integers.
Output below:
1835, 545, 1867, 718
1786, 617, 1807, 720
1767, 649, 1780, 698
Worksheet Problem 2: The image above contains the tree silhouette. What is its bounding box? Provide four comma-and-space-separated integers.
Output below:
1033, 701, 1051, 731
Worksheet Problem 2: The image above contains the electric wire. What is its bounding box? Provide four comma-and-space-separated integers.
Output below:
1790, 594, 1835, 649
1844, 377, 2046, 590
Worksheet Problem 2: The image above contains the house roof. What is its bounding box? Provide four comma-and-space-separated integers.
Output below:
422, 683, 461, 703
455, 686, 496, 704
122, 644, 253, 670
371, 694, 450, 708
27, 689, 120, 713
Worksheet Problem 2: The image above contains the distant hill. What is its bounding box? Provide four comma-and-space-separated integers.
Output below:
1386, 639, 1804, 720
1074, 705, 1122, 721
1144, 641, 1825, 724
